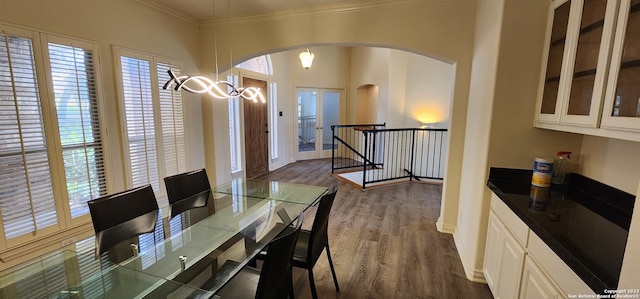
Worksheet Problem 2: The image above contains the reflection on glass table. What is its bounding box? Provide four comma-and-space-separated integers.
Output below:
118, 196, 310, 294
211, 179, 327, 205
0, 250, 214, 299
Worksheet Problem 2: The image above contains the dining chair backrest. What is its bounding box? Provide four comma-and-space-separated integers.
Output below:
164, 169, 211, 218
255, 211, 304, 299
308, 182, 338, 266
88, 185, 159, 256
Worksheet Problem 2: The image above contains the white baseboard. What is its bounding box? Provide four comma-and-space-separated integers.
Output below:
436, 217, 456, 234
453, 229, 487, 283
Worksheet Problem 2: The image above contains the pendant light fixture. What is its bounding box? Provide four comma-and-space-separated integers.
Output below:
163, 0, 265, 103
299, 48, 315, 69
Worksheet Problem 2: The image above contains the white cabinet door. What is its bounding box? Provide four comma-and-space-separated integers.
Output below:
497, 229, 527, 299
520, 256, 562, 299
483, 211, 503, 294
483, 211, 527, 299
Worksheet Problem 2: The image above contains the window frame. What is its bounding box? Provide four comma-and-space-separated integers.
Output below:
41, 33, 110, 227
0, 24, 109, 249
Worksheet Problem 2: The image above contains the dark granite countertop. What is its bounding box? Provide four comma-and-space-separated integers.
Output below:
487, 168, 635, 294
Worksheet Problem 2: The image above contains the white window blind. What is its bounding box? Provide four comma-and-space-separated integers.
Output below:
0, 32, 58, 240
117, 49, 185, 207
47, 41, 106, 219
156, 62, 185, 178
119, 55, 160, 192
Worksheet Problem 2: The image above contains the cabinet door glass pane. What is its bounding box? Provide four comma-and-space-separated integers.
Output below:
567, 0, 608, 116
611, 0, 640, 117
541, 1, 572, 114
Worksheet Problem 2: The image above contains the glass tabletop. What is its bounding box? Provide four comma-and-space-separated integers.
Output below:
211, 179, 327, 205
63, 180, 326, 295
54, 179, 327, 296
0, 250, 215, 299
117, 196, 309, 294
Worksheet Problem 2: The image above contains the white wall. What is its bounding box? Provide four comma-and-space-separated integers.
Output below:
350, 47, 392, 124
404, 53, 455, 128
580, 136, 640, 194
455, 0, 505, 281
349, 48, 454, 129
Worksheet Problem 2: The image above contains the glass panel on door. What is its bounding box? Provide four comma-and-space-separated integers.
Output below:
297, 90, 317, 153
567, 0, 608, 116
610, 0, 640, 118
541, 1, 572, 115
322, 91, 340, 151
296, 88, 342, 160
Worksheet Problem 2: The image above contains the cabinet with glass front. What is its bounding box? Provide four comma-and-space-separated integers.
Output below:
601, 0, 640, 131
536, 0, 618, 127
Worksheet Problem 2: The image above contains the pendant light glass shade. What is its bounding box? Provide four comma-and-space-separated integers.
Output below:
299, 48, 315, 69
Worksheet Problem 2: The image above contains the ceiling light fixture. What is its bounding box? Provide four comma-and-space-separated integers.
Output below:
163, 0, 265, 103
299, 48, 315, 69
163, 71, 265, 102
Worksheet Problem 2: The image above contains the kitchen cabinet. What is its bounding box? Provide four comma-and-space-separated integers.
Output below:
520, 256, 563, 299
536, 0, 618, 127
535, 0, 640, 141
483, 208, 517, 298
483, 211, 526, 299
484, 194, 595, 298
601, 0, 640, 131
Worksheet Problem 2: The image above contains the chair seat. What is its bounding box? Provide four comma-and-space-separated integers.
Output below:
215, 266, 261, 299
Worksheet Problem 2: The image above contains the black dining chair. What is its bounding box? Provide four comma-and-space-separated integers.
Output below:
255, 182, 340, 299
215, 211, 304, 299
293, 182, 340, 299
87, 184, 159, 256
164, 168, 211, 218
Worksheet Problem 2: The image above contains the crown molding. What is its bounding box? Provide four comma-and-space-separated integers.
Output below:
133, 0, 447, 27
206, 0, 447, 26
130, 0, 201, 25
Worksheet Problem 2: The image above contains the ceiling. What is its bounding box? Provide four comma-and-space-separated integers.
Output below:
135, 0, 398, 22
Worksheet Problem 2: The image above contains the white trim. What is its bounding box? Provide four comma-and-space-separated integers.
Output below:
436, 217, 456, 234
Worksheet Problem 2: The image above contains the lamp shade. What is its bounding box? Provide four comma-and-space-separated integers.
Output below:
299, 48, 315, 69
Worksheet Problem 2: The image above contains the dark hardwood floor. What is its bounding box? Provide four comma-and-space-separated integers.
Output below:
254, 159, 493, 299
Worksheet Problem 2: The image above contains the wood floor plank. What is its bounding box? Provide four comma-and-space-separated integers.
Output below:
254, 159, 493, 299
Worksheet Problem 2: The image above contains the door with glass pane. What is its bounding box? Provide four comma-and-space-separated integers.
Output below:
296, 88, 341, 160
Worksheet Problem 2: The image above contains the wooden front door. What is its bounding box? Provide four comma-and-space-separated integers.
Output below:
243, 77, 269, 178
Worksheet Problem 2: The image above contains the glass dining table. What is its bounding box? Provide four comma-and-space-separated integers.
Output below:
0, 179, 327, 298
